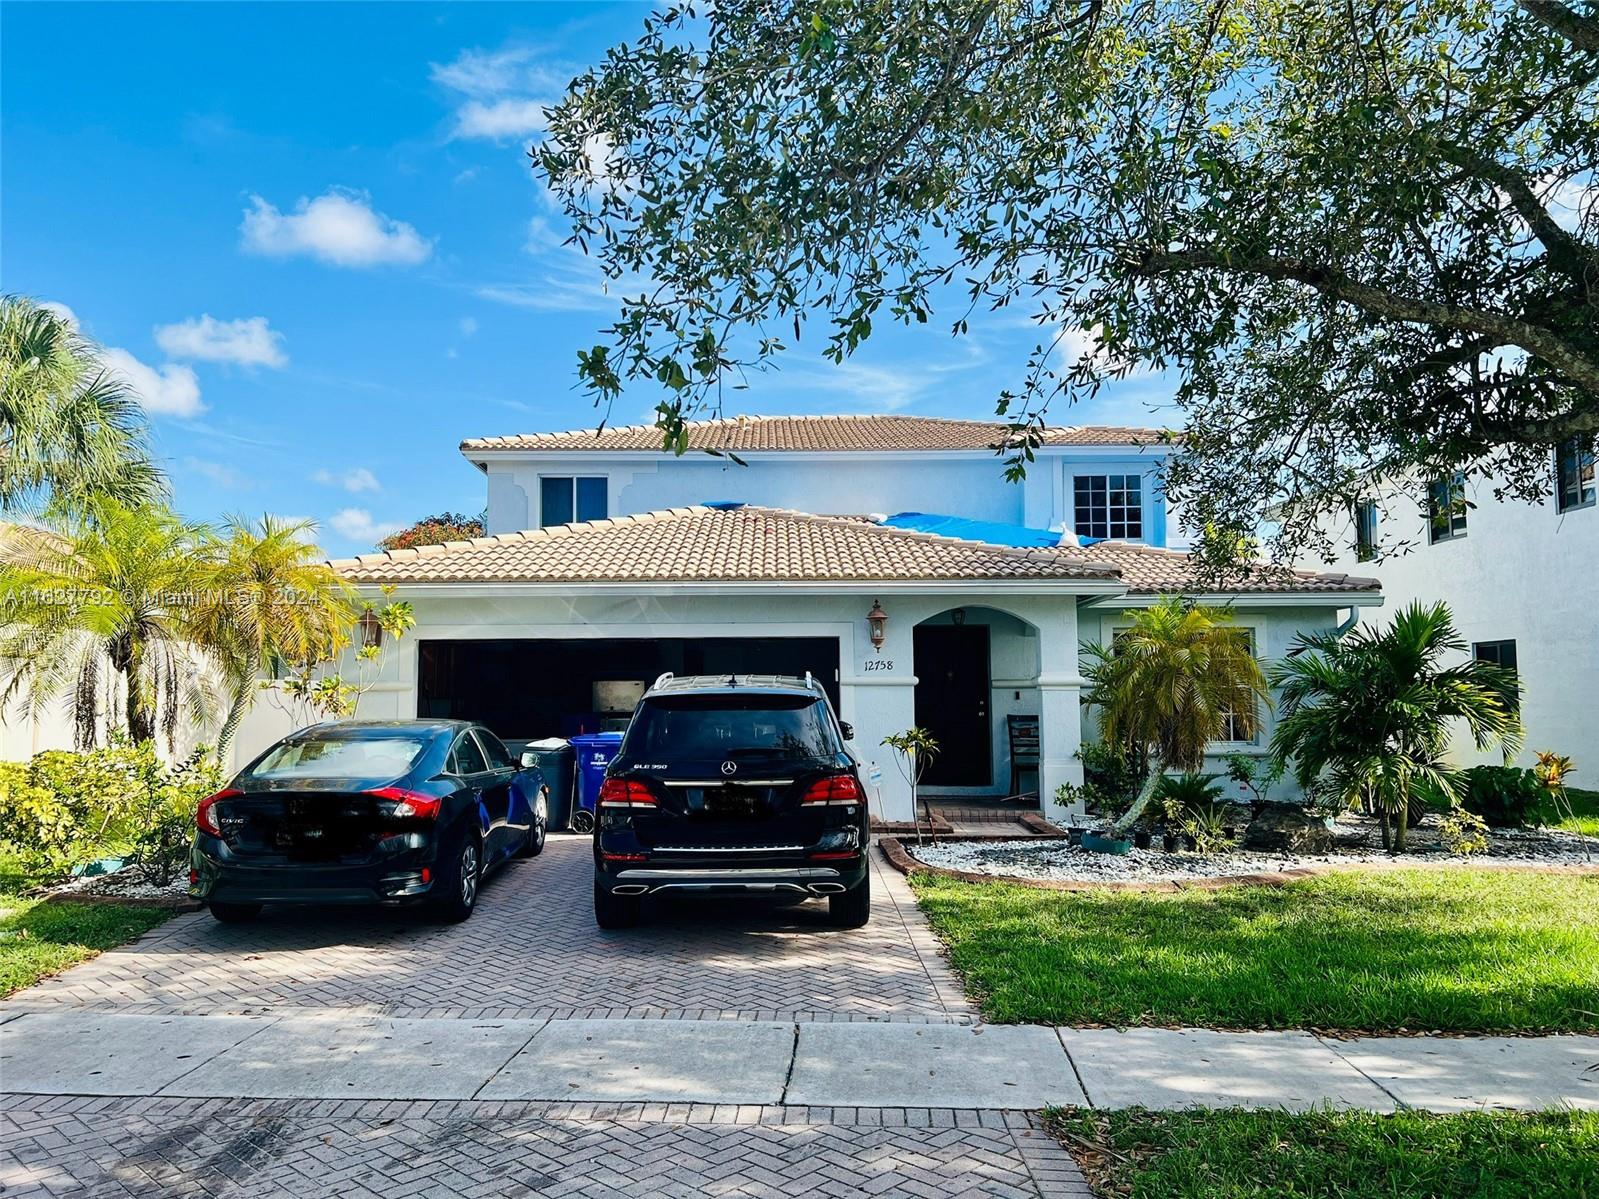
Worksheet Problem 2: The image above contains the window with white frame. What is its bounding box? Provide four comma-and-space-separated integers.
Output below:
1073, 474, 1142, 540
1557, 437, 1596, 514
1217, 628, 1259, 743
1426, 474, 1468, 543
539, 476, 607, 527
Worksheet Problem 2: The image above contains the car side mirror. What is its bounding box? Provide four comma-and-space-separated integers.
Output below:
520, 750, 540, 768
839, 722, 854, 741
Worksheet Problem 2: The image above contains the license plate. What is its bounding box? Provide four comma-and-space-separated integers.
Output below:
705, 790, 758, 816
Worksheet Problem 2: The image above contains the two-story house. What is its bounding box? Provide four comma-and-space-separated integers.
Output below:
1314, 437, 1597, 769
227, 414, 1381, 826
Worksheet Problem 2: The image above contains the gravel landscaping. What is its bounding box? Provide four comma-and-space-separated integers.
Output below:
45, 867, 192, 905
911, 817, 1599, 883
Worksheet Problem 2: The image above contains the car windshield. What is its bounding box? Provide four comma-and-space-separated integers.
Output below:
625, 694, 839, 761
248, 734, 431, 780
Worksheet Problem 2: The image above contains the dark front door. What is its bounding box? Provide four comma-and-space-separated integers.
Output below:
913, 624, 991, 787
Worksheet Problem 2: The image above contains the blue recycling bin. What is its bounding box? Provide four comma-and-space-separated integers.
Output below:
569, 731, 625, 832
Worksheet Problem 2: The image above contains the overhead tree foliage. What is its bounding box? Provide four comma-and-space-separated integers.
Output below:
538, 0, 1598, 569
0, 296, 163, 515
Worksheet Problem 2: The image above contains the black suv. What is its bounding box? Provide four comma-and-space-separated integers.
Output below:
592, 673, 870, 929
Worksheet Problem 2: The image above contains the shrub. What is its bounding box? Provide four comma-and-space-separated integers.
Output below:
1459, 764, 1549, 828
0, 744, 220, 886
1438, 807, 1491, 856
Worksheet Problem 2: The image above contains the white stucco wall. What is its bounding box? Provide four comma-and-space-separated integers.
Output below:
480, 446, 1173, 546
1317, 477, 1599, 766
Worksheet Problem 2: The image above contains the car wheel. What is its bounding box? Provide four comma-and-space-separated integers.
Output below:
209, 901, 262, 924
520, 790, 549, 858
435, 832, 482, 923
593, 878, 641, 929
828, 874, 871, 929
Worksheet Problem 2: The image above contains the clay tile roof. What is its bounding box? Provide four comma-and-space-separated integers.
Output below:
328, 505, 1124, 585
1059, 540, 1381, 595
460, 414, 1169, 454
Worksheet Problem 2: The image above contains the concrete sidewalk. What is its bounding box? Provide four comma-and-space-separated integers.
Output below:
4, 1010, 1594, 1113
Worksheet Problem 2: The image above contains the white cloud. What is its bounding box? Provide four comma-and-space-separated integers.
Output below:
453, 98, 548, 140
458, 316, 479, 337
329, 507, 402, 543
99, 347, 205, 418
430, 46, 535, 96
240, 189, 432, 268
155, 314, 287, 368
430, 45, 568, 142
313, 467, 381, 493
40, 301, 79, 329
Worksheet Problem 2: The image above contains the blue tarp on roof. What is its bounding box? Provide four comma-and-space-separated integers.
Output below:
878, 512, 1068, 548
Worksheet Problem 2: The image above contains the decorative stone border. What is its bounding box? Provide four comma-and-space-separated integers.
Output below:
878, 836, 1599, 892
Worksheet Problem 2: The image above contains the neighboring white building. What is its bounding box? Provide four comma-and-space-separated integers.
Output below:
9, 414, 1384, 823
1314, 440, 1597, 769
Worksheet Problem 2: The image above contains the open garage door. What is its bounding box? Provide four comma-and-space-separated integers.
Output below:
416, 637, 841, 742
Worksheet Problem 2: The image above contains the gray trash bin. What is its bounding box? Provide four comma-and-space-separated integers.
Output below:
523, 737, 576, 832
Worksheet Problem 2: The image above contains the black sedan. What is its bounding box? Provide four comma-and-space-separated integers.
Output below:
189, 720, 548, 923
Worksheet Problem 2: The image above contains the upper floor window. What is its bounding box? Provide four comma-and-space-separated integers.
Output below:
1426, 474, 1467, 543
1074, 474, 1142, 540
1354, 500, 1378, 562
540, 476, 607, 527
1556, 436, 1596, 514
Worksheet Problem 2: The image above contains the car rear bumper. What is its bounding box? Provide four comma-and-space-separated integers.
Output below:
189, 841, 437, 907
596, 858, 869, 897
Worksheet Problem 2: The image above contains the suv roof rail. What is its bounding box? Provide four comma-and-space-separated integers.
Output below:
652, 672, 675, 690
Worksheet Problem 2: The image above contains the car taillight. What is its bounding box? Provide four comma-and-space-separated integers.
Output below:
598, 778, 657, 808
195, 789, 241, 836
369, 786, 443, 819
801, 774, 863, 805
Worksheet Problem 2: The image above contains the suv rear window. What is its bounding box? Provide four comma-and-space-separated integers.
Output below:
624, 694, 840, 761
248, 735, 430, 780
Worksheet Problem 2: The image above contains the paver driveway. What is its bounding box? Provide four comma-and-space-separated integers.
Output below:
7, 836, 971, 1022
2, 838, 1094, 1197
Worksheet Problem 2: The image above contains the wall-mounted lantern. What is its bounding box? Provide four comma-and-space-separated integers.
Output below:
951, 608, 966, 626
359, 608, 383, 650
867, 599, 888, 653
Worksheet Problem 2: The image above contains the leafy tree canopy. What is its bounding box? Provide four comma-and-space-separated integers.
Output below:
376, 511, 486, 552
538, 0, 1597, 569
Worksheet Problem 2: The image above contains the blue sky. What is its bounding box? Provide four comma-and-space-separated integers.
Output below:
1, 1, 1174, 555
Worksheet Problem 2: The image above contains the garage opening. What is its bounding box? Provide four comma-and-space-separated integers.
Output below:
416, 637, 841, 742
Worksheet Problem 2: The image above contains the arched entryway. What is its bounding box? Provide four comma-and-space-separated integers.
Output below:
913, 606, 1043, 810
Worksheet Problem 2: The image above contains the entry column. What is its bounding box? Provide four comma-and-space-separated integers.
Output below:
1035, 603, 1087, 827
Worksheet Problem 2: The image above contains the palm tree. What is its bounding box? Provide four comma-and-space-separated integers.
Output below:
0, 296, 163, 513
1270, 601, 1522, 852
1082, 597, 1271, 834
190, 515, 357, 759
0, 500, 215, 746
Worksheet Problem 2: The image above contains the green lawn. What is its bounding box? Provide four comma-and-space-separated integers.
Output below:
1050, 1107, 1599, 1199
0, 892, 171, 997
1557, 787, 1599, 838
910, 868, 1599, 1031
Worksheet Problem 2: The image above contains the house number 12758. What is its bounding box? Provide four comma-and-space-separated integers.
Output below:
863, 659, 895, 672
